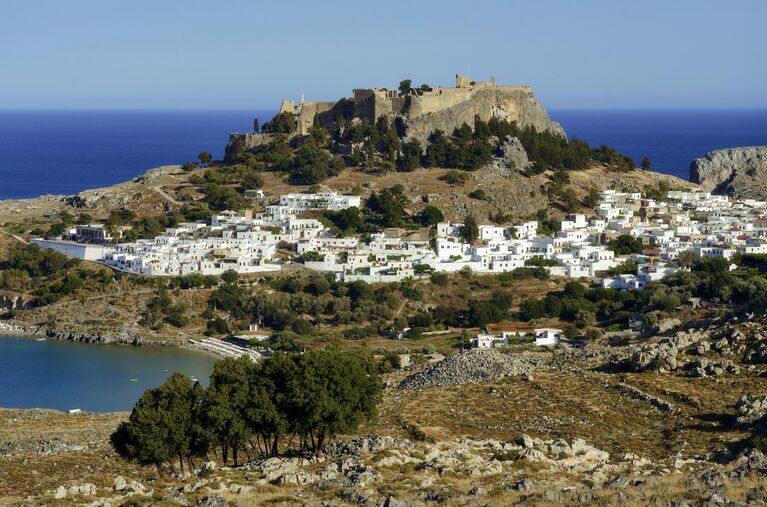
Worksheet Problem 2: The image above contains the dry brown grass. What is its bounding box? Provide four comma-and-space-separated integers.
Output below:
367, 368, 765, 462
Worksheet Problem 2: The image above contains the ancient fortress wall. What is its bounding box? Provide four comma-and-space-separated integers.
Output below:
295, 101, 336, 135
404, 87, 565, 142
406, 88, 473, 118
229, 75, 563, 154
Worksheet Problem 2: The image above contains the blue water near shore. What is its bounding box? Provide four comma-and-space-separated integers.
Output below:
0, 110, 275, 200
0, 335, 215, 412
0, 109, 765, 199
550, 109, 767, 180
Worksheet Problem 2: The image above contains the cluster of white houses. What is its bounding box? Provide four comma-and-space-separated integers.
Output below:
32, 189, 767, 290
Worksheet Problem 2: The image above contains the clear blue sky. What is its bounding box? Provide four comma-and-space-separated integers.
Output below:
1, 0, 765, 110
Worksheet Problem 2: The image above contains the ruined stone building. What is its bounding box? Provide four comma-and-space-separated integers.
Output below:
229, 73, 564, 151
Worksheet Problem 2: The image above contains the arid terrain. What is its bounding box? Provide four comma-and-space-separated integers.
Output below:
3, 317, 767, 506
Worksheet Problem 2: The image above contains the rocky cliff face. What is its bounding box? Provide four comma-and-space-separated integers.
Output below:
404, 87, 565, 143
690, 146, 767, 198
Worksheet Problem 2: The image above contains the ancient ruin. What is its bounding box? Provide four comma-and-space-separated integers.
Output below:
230, 73, 565, 150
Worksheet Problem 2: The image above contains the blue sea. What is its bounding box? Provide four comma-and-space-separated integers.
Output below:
0, 109, 766, 200
551, 109, 767, 178
0, 336, 215, 412
0, 110, 275, 200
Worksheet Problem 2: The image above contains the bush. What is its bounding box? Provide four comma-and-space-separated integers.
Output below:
430, 272, 449, 286
468, 189, 487, 200
607, 235, 644, 255
440, 170, 469, 185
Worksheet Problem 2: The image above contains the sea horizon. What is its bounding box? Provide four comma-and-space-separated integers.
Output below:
0, 108, 765, 200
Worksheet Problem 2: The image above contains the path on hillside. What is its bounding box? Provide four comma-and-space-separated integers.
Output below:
151, 185, 180, 205
0, 230, 29, 245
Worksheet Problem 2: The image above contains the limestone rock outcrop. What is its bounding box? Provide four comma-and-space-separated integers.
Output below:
403, 87, 565, 143
496, 135, 530, 170
690, 146, 767, 198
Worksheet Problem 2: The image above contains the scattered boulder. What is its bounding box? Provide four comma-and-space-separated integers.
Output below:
735, 395, 767, 426
512, 478, 535, 491
198, 461, 218, 475
112, 476, 127, 492
196, 494, 227, 507
53, 486, 67, 499
251, 457, 320, 485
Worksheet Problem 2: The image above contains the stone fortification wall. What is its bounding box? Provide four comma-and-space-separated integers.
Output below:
228, 132, 274, 150
225, 132, 274, 161
258, 74, 563, 146
279, 99, 296, 115
404, 87, 565, 143
455, 73, 496, 88
295, 101, 336, 135
406, 88, 473, 118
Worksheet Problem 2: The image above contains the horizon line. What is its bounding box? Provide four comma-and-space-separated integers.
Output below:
1, 106, 767, 113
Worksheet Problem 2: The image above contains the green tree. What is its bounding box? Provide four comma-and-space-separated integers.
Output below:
520, 297, 546, 321
245, 355, 292, 456
607, 234, 645, 255
290, 349, 382, 453
288, 141, 339, 184
398, 79, 412, 96
198, 152, 213, 166
460, 214, 479, 243
582, 186, 601, 208
640, 156, 652, 170
308, 115, 329, 146
221, 269, 239, 285
200, 357, 253, 465
262, 112, 297, 134
468, 189, 487, 200
253, 118, 259, 132
563, 281, 587, 299
111, 372, 202, 473
366, 185, 408, 228
400, 139, 423, 171
415, 205, 444, 227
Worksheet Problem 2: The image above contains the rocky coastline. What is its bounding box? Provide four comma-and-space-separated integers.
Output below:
0, 320, 191, 350
690, 146, 767, 198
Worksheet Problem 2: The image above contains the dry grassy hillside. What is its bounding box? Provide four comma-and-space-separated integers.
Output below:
0, 163, 696, 230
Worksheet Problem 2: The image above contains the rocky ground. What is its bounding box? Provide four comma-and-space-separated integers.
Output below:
4, 308, 767, 506
398, 349, 542, 389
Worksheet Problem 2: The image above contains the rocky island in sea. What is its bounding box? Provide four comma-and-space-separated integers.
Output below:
2, 69, 767, 506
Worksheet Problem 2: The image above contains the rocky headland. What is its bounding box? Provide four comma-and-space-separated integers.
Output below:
690, 146, 767, 198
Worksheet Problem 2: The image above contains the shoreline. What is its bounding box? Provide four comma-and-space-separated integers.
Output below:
0, 322, 226, 359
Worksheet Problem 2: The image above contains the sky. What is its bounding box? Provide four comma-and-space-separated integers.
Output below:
1, 0, 765, 110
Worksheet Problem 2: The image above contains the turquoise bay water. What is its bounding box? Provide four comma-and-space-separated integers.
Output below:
0, 335, 216, 412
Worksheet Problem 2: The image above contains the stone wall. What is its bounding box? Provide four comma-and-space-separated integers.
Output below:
252, 74, 564, 146
295, 101, 337, 135
404, 87, 565, 143
226, 132, 274, 154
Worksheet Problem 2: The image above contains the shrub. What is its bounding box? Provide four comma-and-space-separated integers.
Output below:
468, 188, 487, 200
430, 272, 449, 286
